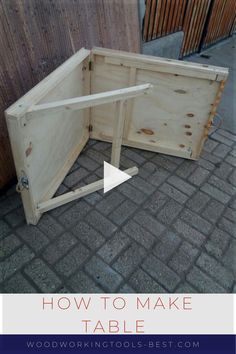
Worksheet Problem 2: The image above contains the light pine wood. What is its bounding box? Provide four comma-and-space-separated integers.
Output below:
26, 84, 151, 117
5, 47, 228, 225
111, 100, 126, 167
37, 166, 138, 213
90, 48, 228, 160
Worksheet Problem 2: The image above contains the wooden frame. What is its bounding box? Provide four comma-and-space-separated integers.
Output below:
5, 47, 228, 225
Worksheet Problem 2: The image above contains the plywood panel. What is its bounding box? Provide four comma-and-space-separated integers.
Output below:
6, 49, 90, 224
90, 48, 228, 160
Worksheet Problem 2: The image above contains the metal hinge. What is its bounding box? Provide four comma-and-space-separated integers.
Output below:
88, 124, 93, 132
88, 60, 93, 71
16, 174, 29, 193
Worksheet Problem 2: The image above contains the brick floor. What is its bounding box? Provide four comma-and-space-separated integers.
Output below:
0, 129, 236, 293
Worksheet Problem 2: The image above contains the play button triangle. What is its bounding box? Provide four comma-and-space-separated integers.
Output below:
104, 161, 132, 193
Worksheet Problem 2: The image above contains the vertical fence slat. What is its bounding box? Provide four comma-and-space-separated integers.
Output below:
142, 0, 235, 56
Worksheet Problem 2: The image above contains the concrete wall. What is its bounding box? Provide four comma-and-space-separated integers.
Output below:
142, 31, 184, 59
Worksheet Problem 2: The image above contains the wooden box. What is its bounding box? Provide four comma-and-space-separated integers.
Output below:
5, 47, 228, 224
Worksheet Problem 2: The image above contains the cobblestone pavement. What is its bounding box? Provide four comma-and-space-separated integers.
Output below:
0, 127, 236, 293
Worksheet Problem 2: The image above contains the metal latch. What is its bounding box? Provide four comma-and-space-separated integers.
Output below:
16, 174, 29, 192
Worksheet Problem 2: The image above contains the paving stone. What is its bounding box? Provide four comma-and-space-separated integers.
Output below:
98, 232, 130, 263
188, 167, 210, 186
201, 199, 225, 224
68, 271, 103, 293
168, 175, 196, 196
153, 231, 181, 262
123, 220, 155, 249
118, 284, 135, 293
211, 132, 234, 146
109, 200, 137, 225
42, 232, 77, 264
134, 211, 165, 239
201, 183, 231, 204
128, 176, 156, 195
175, 161, 197, 178
0, 245, 35, 282
157, 199, 182, 225
63, 168, 89, 188
230, 147, 236, 157
144, 190, 168, 214
201, 151, 222, 165
173, 220, 206, 247
222, 240, 236, 275
165, 155, 183, 165
86, 210, 117, 238
142, 255, 180, 292
226, 155, 236, 167
139, 150, 156, 159
214, 161, 233, 179
0, 234, 21, 259
223, 207, 236, 223
83, 191, 103, 206
213, 143, 231, 158
3, 272, 37, 293
217, 129, 236, 142
118, 183, 147, 204
159, 183, 188, 204
58, 286, 71, 293
24, 258, 61, 292
218, 218, 236, 239
229, 198, 236, 210
49, 202, 73, 218
60, 201, 91, 228
120, 155, 137, 169
197, 157, 215, 171
175, 282, 197, 293
151, 154, 178, 172
16, 225, 49, 252
85, 256, 123, 292
113, 242, 146, 277
169, 242, 198, 276
96, 191, 124, 215
92, 141, 110, 151
37, 214, 64, 240
181, 208, 212, 235
186, 191, 210, 213
86, 149, 109, 164
203, 139, 219, 152
197, 253, 234, 290
208, 175, 236, 195
54, 183, 68, 196
187, 267, 226, 293
149, 168, 170, 187
77, 155, 100, 171
140, 161, 157, 178
123, 148, 146, 164
55, 243, 90, 277
0, 193, 22, 217
4, 207, 25, 227
129, 269, 166, 293
228, 169, 236, 186
0, 220, 11, 240
205, 228, 230, 258
72, 221, 105, 250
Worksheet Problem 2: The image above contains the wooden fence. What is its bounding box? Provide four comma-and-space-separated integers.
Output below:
0, 0, 140, 190
143, 0, 236, 56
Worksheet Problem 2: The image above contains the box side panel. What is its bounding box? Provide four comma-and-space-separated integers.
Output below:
90, 52, 225, 159
6, 53, 90, 224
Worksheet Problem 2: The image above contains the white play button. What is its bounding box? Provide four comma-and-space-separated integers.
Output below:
104, 161, 132, 193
